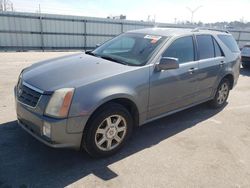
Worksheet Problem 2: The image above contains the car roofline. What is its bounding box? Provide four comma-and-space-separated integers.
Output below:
126, 27, 232, 37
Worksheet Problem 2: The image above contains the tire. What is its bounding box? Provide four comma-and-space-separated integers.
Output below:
209, 78, 230, 109
82, 102, 133, 158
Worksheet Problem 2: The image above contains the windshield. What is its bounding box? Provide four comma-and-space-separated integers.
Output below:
92, 33, 166, 66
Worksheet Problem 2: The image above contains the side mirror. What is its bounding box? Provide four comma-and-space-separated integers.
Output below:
155, 57, 179, 71
85, 50, 93, 55
96, 43, 101, 48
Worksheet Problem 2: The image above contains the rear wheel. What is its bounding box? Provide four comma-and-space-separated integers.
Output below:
209, 78, 230, 108
82, 103, 133, 158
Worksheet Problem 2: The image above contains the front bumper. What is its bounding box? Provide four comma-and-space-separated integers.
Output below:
15, 87, 83, 150
18, 120, 75, 148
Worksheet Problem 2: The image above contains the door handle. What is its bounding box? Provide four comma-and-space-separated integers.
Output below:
188, 67, 198, 74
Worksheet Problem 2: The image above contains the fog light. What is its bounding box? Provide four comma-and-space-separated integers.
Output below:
43, 122, 51, 138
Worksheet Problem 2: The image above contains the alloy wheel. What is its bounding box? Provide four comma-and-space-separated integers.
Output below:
95, 115, 127, 151
217, 82, 229, 105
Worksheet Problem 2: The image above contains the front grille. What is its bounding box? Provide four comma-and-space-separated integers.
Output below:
17, 83, 42, 108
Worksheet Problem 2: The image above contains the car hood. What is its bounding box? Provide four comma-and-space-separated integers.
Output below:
22, 53, 134, 92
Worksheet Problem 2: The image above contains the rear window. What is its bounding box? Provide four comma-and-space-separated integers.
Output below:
218, 35, 240, 52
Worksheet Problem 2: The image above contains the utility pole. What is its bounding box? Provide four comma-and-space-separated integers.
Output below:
0, 0, 3, 11
3, 0, 6, 11
174, 18, 177, 24
38, 4, 41, 13
186, 5, 202, 24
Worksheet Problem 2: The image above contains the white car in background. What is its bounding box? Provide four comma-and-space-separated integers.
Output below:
241, 44, 250, 68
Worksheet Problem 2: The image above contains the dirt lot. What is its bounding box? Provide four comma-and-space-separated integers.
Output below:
0, 52, 250, 188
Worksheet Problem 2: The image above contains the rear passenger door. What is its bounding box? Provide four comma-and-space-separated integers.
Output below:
195, 35, 225, 101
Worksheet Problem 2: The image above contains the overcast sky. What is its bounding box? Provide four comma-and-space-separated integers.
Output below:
10, 0, 250, 23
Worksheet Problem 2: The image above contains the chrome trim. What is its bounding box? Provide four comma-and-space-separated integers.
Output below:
23, 82, 44, 94
16, 96, 42, 109
16, 81, 44, 109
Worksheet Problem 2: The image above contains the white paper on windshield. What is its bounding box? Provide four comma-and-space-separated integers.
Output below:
144, 35, 162, 43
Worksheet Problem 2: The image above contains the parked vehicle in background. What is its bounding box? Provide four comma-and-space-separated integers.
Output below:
241, 44, 250, 68
15, 28, 241, 157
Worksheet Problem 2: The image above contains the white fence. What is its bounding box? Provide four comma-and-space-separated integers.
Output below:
0, 11, 249, 51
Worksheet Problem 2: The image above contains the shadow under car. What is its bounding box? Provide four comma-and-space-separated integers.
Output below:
0, 103, 225, 187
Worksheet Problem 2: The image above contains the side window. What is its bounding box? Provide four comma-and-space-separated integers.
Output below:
213, 38, 224, 57
162, 36, 194, 64
196, 35, 215, 60
218, 35, 240, 52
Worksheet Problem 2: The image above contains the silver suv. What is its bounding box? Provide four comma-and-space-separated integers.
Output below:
15, 28, 241, 157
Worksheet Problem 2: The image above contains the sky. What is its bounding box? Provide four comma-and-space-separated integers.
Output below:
9, 0, 250, 23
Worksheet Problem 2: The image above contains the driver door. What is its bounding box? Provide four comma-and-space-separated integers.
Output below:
148, 35, 199, 119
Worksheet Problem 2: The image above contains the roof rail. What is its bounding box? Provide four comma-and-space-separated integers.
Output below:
192, 27, 230, 33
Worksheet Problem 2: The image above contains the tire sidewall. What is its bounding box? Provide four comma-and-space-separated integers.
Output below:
83, 103, 133, 158
213, 79, 230, 108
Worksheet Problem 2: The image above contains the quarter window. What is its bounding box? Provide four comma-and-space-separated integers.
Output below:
162, 36, 194, 63
196, 35, 215, 60
218, 35, 240, 52
213, 38, 224, 57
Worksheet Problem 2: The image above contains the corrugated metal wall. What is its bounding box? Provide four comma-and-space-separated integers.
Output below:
0, 11, 249, 51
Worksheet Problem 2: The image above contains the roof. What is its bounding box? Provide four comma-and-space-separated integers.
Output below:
127, 27, 229, 37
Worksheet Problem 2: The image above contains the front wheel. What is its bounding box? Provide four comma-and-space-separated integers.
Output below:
209, 78, 230, 108
82, 103, 133, 158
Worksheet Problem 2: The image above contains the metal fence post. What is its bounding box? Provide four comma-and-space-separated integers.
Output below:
238, 31, 242, 45
121, 21, 123, 33
84, 19, 87, 50
39, 14, 44, 51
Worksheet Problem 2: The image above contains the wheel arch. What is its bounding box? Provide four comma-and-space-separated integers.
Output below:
212, 73, 234, 99
80, 97, 140, 151
85, 97, 140, 130
223, 73, 234, 89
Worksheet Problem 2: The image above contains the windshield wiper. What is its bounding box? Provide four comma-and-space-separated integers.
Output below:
86, 51, 128, 65
99, 55, 128, 65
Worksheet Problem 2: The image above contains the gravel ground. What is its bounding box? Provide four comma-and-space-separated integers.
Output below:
0, 52, 250, 188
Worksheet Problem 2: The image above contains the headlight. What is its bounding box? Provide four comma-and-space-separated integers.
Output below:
45, 88, 75, 118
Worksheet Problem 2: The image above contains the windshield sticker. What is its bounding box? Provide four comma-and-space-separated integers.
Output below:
144, 35, 162, 44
